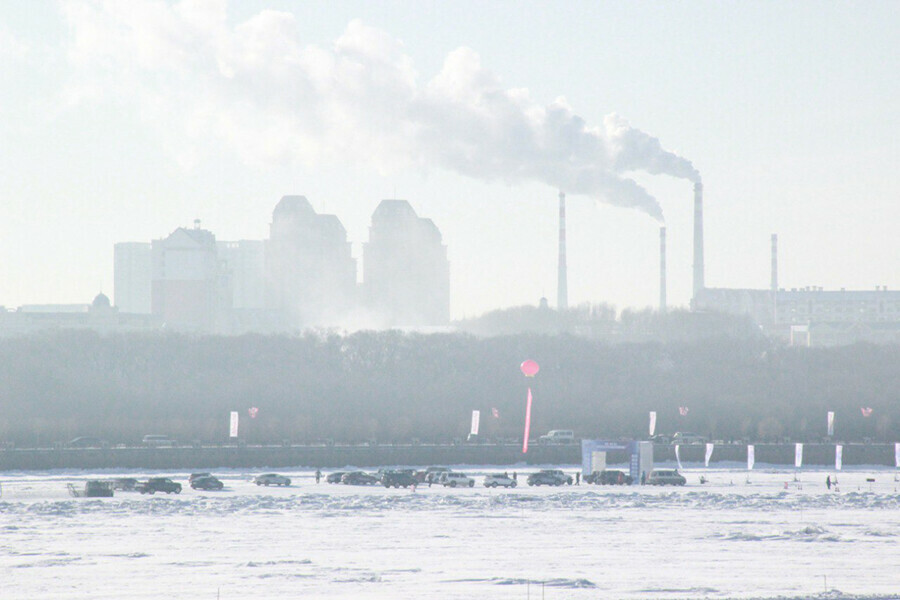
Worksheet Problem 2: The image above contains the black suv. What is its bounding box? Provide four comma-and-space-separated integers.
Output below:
137, 478, 182, 494
526, 470, 573, 486
584, 470, 633, 485
381, 471, 417, 488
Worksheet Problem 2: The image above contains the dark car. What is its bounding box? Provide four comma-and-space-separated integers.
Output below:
341, 471, 379, 486
137, 478, 182, 494
110, 477, 139, 491
381, 471, 417, 488
585, 470, 633, 485
326, 471, 347, 484
190, 475, 224, 490
526, 470, 573, 486
647, 469, 687, 486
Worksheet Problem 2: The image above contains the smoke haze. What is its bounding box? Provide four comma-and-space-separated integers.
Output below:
63, 1, 698, 220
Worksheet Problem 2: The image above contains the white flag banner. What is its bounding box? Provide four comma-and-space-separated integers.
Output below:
895, 443, 900, 468
704, 443, 715, 467
649, 411, 657, 436
827, 411, 835, 437
470, 410, 480, 436
675, 445, 683, 470
795, 443, 803, 468
229, 411, 239, 438
835, 444, 843, 471
747, 445, 755, 471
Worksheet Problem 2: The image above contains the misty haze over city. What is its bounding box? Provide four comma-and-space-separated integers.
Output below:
1, 2, 899, 599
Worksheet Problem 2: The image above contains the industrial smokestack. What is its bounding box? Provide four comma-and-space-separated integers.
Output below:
692, 181, 705, 299
659, 226, 667, 314
557, 190, 568, 311
771, 233, 778, 323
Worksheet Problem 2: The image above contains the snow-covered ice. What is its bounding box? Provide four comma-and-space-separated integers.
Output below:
3, 463, 900, 599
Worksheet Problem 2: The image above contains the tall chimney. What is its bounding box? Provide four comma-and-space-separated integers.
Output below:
557, 190, 568, 311
771, 233, 778, 323
692, 181, 705, 300
659, 226, 667, 314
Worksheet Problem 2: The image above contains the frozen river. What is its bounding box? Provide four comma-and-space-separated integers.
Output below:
3, 464, 900, 599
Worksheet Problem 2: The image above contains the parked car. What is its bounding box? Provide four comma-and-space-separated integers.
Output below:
137, 478, 182, 494
254, 473, 291, 487
341, 472, 379, 486
646, 469, 687, 486
439, 472, 475, 488
189, 472, 212, 483
68, 436, 107, 448
109, 477, 139, 491
584, 470, 633, 485
381, 471, 417, 488
538, 430, 575, 444
671, 432, 707, 445
483, 474, 517, 488
326, 472, 347, 484
527, 470, 573, 486
191, 475, 224, 490
424, 467, 451, 484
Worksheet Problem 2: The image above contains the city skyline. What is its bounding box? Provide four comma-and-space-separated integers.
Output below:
1, 1, 897, 319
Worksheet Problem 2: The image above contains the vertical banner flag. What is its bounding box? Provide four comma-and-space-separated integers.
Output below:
895, 442, 900, 468
229, 411, 239, 438
795, 443, 803, 468
835, 444, 843, 471
747, 445, 755, 471
675, 445, 683, 470
704, 443, 715, 467
827, 411, 834, 436
470, 410, 480, 436
520, 360, 539, 454
649, 411, 657, 436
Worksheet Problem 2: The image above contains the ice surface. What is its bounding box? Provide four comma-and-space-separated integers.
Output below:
2, 464, 900, 599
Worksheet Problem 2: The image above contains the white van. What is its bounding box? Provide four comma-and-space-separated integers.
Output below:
142, 434, 176, 448
539, 430, 575, 444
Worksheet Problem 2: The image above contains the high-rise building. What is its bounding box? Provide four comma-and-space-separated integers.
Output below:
265, 196, 357, 329
363, 200, 449, 327
217, 240, 265, 310
114, 242, 151, 314
151, 222, 231, 333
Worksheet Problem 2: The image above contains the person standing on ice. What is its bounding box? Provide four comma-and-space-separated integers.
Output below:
826, 475, 831, 490
575, 472, 580, 485
315, 469, 321, 484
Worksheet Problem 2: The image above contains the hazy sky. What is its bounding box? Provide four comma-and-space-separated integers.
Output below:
1, 1, 898, 318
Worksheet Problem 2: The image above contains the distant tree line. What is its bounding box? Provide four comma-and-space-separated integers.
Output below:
0, 327, 897, 447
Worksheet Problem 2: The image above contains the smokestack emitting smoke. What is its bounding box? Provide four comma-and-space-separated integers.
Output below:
64, 8, 700, 221
692, 181, 705, 299
557, 191, 568, 311
660, 226, 667, 314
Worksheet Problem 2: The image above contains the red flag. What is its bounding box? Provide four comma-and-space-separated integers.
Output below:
492, 407, 499, 419
679, 406, 689, 416
861, 407, 873, 417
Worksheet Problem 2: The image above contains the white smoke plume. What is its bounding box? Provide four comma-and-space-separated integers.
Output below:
62, 1, 698, 221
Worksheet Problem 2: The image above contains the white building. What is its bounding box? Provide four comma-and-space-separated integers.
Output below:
114, 242, 152, 314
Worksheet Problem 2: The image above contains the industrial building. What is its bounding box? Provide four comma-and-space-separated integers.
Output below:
363, 200, 450, 327
686, 185, 900, 346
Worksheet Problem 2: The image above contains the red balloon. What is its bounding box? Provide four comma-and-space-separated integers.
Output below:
520, 359, 540, 377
